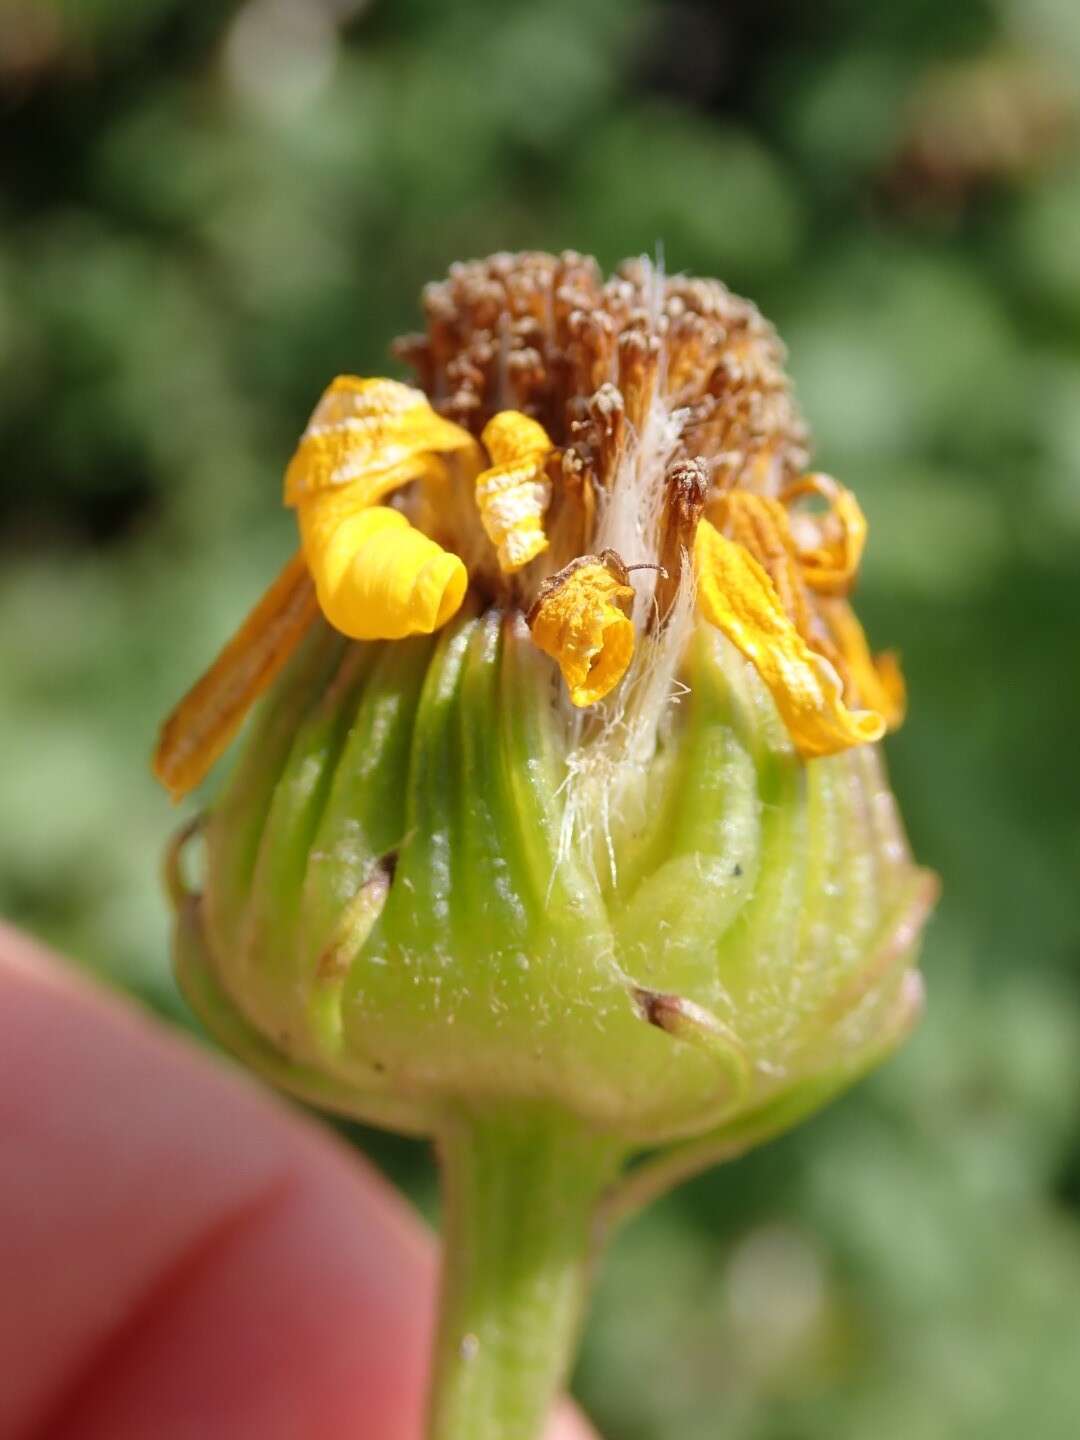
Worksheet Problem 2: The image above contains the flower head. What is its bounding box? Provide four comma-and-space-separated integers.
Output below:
156, 251, 936, 1150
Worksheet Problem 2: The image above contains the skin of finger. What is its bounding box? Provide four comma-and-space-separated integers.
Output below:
0, 922, 594, 1440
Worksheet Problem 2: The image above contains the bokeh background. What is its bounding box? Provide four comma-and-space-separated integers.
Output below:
3, 1, 1080, 1436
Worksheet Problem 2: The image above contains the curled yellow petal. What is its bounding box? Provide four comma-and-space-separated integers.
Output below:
476, 410, 552, 572
527, 551, 636, 707
300, 499, 467, 641
821, 597, 906, 731
153, 552, 318, 801
782, 473, 867, 595
284, 375, 479, 506
694, 520, 885, 758
284, 376, 478, 641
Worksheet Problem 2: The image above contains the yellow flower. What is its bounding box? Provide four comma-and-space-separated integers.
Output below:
154, 254, 905, 799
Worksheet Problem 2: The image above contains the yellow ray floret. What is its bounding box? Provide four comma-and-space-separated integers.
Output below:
299, 498, 467, 641
694, 520, 886, 758
713, 489, 816, 641
475, 411, 553, 572
283, 375, 479, 505
528, 551, 636, 707
153, 552, 319, 802
821, 597, 906, 731
782, 473, 867, 595
153, 380, 476, 800
285, 375, 480, 641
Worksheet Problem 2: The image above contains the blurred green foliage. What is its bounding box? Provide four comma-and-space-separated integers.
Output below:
2, 1, 1080, 1436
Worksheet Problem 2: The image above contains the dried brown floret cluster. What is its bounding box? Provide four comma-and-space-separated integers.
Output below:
395, 249, 809, 501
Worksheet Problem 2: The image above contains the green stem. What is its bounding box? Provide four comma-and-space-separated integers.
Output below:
426, 1106, 624, 1440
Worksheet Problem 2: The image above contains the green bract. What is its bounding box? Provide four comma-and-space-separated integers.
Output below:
172, 606, 934, 1151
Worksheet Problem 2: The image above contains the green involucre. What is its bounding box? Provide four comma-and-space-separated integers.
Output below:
174, 605, 933, 1149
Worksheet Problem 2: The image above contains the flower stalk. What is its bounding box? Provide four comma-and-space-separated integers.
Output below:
428, 1108, 623, 1440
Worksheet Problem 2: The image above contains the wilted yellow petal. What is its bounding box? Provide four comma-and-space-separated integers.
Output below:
821, 597, 906, 731
282, 376, 478, 641
300, 499, 466, 641
476, 411, 552, 572
694, 520, 885, 758
782, 473, 867, 595
528, 552, 636, 707
283, 375, 480, 505
153, 552, 318, 801
713, 489, 817, 643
